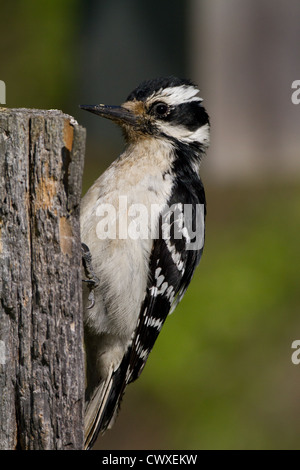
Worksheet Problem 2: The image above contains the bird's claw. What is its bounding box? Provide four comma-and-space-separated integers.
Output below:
82, 243, 99, 309
87, 290, 95, 310
82, 277, 99, 309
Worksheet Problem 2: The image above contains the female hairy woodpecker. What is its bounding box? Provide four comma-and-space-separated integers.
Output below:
80, 76, 210, 449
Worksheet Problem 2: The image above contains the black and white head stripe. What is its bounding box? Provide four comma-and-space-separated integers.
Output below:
127, 76, 210, 148
127, 76, 198, 102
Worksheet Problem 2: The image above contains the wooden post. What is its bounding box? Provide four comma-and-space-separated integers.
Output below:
0, 108, 86, 450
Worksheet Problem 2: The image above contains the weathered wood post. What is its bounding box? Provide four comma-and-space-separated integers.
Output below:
0, 108, 86, 450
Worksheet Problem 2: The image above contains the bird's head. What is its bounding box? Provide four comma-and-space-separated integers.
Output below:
80, 76, 210, 150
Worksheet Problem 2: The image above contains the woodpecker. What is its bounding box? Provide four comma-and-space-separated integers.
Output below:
80, 76, 210, 450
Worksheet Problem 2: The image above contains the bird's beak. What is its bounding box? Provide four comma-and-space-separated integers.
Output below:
79, 104, 138, 127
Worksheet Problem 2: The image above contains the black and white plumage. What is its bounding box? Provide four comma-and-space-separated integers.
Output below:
80, 76, 210, 449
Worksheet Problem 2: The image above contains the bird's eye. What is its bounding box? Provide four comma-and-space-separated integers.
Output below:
151, 102, 169, 117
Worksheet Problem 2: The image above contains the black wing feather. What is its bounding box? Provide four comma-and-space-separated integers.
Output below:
127, 176, 206, 381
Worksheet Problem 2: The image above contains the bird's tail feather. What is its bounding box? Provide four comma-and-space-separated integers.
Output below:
84, 361, 128, 450
84, 366, 113, 450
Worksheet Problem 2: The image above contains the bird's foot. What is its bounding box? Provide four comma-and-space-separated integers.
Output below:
82, 243, 100, 309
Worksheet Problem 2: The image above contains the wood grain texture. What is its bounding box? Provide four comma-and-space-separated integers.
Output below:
0, 108, 86, 449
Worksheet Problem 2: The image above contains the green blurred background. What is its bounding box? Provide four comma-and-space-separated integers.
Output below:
1, 0, 300, 450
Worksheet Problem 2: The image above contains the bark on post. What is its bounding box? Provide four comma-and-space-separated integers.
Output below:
0, 108, 86, 450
